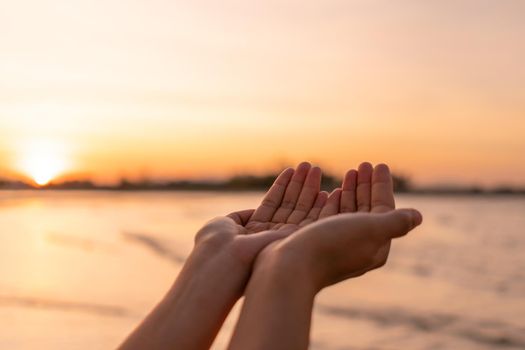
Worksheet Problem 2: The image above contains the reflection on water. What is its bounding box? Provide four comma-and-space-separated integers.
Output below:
0, 191, 524, 349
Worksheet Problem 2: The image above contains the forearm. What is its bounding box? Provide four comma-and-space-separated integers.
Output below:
228, 254, 318, 350
119, 244, 248, 350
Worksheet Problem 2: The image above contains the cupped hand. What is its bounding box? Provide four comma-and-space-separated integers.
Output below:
256, 163, 422, 291
323, 162, 398, 277
194, 162, 330, 264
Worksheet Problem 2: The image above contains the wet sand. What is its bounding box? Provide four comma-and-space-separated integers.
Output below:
0, 191, 524, 349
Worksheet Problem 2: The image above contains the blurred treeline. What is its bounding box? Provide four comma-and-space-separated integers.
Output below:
0, 172, 408, 192
1, 172, 524, 194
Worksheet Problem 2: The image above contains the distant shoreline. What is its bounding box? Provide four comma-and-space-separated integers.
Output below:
1, 187, 524, 196
1, 174, 524, 195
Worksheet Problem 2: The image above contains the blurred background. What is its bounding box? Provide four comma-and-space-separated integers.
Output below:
0, 1, 524, 349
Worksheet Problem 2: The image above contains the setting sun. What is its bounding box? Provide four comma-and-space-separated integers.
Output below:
16, 140, 70, 186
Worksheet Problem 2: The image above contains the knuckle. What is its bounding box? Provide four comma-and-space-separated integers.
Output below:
261, 198, 278, 208
293, 202, 309, 212
280, 199, 296, 209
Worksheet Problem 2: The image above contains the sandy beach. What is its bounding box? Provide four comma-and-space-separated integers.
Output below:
0, 191, 523, 349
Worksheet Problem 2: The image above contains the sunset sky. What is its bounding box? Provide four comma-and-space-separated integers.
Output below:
1, 0, 524, 186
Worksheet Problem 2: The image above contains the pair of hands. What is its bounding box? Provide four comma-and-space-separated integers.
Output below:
196, 161, 422, 293
119, 161, 422, 350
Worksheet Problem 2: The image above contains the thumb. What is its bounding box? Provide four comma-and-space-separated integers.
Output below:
235, 227, 296, 263
378, 208, 423, 239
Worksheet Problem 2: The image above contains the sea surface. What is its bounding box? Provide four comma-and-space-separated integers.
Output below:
0, 191, 524, 350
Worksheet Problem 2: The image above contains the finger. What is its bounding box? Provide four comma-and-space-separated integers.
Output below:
250, 167, 294, 222
371, 163, 395, 213
287, 166, 322, 224
227, 209, 256, 225
271, 162, 312, 223
300, 191, 329, 226
340, 169, 357, 213
318, 188, 342, 219
356, 162, 373, 212
375, 209, 423, 239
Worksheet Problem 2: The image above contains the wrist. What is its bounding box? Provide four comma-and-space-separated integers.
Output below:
119, 241, 250, 350
252, 243, 320, 297
229, 244, 317, 350
175, 241, 251, 297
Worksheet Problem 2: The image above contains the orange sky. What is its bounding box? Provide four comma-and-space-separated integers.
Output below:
1, 1, 524, 186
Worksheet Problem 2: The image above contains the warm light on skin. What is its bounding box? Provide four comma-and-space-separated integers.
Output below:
16, 140, 70, 186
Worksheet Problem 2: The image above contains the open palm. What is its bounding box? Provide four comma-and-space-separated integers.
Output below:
248, 161, 397, 274
196, 162, 328, 262
243, 162, 327, 232
200, 163, 322, 260
196, 162, 396, 265
322, 162, 397, 277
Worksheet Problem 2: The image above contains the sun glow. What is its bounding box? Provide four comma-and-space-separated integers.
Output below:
16, 140, 70, 186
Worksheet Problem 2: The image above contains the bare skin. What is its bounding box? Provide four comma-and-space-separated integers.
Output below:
119, 162, 333, 350
228, 163, 422, 350
119, 162, 422, 350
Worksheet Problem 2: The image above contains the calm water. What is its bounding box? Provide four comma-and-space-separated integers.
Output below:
0, 191, 524, 349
